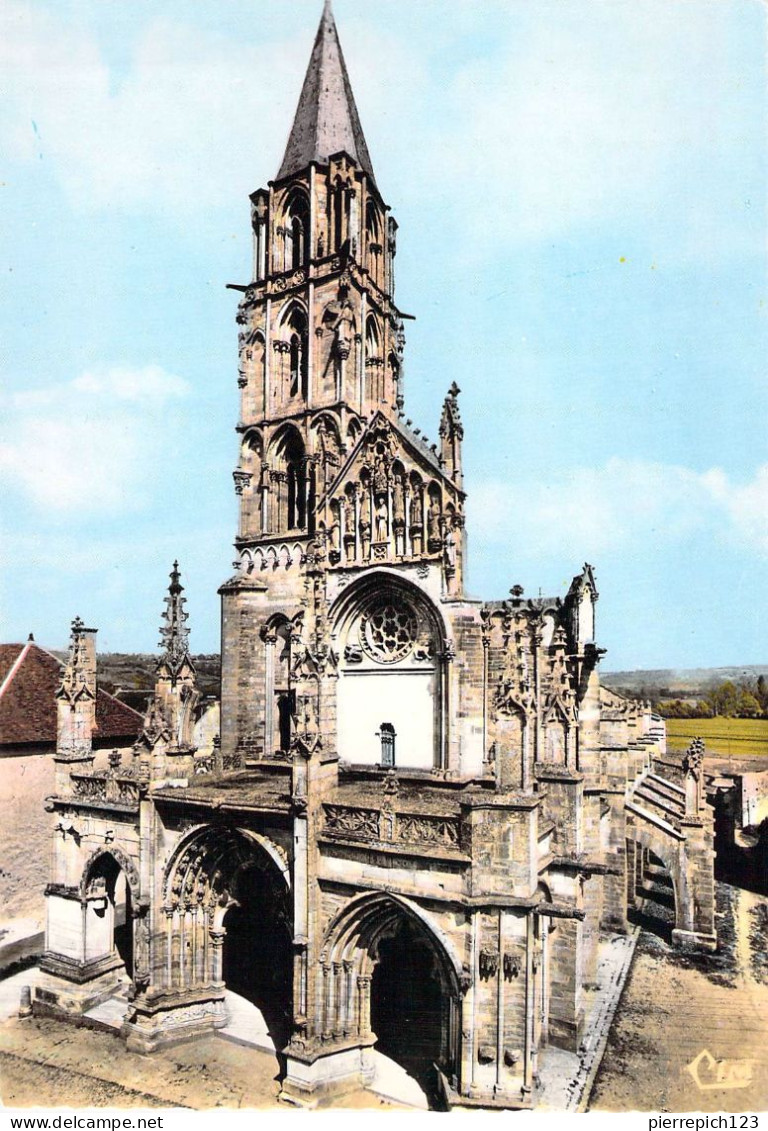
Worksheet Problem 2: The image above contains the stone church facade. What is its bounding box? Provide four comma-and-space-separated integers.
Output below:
36, 3, 716, 1109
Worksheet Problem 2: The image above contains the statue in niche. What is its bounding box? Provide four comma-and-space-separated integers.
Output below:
329, 515, 341, 552
359, 487, 371, 539
427, 499, 441, 546
393, 477, 405, 526
334, 301, 355, 360
374, 498, 388, 542
373, 453, 388, 495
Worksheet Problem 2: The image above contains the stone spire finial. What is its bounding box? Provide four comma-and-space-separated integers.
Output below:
158, 561, 190, 674
439, 382, 464, 483
277, 0, 375, 183
58, 616, 97, 705
55, 617, 98, 773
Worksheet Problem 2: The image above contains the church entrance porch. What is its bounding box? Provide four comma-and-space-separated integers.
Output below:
122, 823, 293, 1054
370, 917, 447, 1106
221, 859, 293, 1051
281, 892, 461, 1109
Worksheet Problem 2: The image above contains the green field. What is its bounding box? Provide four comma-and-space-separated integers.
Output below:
665, 717, 768, 759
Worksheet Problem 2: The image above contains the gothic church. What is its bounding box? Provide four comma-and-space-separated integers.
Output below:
38, 3, 716, 1109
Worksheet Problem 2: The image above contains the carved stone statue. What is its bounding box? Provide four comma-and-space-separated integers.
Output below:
427, 499, 441, 545
375, 498, 388, 542
359, 487, 371, 536
334, 302, 355, 360
444, 525, 457, 570
393, 477, 405, 525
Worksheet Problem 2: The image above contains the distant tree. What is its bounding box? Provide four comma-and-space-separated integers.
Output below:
757, 674, 768, 713
707, 680, 740, 717
695, 700, 714, 718
737, 690, 761, 718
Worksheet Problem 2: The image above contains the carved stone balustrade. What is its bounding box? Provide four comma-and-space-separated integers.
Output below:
321, 802, 462, 853
69, 772, 140, 809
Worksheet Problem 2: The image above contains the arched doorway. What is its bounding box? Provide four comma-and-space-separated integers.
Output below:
163, 826, 293, 1048
222, 856, 293, 1049
322, 893, 461, 1109
370, 917, 446, 1102
82, 852, 135, 979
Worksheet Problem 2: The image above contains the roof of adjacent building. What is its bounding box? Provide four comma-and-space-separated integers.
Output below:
0, 641, 143, 749
277, 0, 375, 184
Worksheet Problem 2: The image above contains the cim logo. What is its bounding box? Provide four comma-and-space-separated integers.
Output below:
685, 1049, 757, 1092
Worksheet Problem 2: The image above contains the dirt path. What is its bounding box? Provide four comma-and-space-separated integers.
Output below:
590, 883, 768, 1112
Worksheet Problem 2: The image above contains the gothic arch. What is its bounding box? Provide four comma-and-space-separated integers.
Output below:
268, 423, 308, 531
160, 825, 293, 1033
80, 846, 140, 902
241, 429, 264, 466
281, 187, 310, 270
278, 301, 310, 401
323, 891, 462, 985
365, 314, 382, 401
259, 612, 297, 756
331, 571, 448, 769
319, 892, 463, 1094
330, 569, 448, 646
627, 820, 686, 939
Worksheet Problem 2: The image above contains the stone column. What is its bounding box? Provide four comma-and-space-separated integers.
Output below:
209, 927, 225, 985
357, 974, 372, 1039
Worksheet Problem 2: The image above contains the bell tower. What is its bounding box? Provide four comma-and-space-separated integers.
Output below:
232, 0, 406, 545
222, 1, 466, 767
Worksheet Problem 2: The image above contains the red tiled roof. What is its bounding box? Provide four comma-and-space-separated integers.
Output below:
0, 642, 143, 749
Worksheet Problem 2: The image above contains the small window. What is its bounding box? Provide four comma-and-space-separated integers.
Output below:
379, 722, 396, 767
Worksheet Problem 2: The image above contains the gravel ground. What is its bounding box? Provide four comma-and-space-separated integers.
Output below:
590, 883, 768, 1112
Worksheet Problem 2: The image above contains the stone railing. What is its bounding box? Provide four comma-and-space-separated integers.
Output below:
322, 803, 460, 850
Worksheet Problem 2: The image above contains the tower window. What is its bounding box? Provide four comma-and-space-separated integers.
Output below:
284, 191, 310, 271
285, 306, 309, 401
379, 722, 396, 767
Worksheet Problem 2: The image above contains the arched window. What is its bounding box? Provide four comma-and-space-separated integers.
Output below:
379, 723, 396, 767
365, 316, 381, 402
333, 178, 346, 251
284, 305, 309, 401
284, 191, 310, 271
271, 426, 307, 532
366, 200, 382, 283
275, 622, 295, 754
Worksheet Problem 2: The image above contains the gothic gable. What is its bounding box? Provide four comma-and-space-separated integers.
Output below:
319, 412, 462, 510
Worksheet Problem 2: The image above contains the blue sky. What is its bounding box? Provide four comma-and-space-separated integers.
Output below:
1, 0, 765, 670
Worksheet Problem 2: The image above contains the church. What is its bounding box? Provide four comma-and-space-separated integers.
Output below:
36, 2, 716, 1110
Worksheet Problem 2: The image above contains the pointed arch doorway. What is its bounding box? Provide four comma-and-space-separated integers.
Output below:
221, 855, 293, 1050
369, 916, 447, 1102
323, 893, 461, 1108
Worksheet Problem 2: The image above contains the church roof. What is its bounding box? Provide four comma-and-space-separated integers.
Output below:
277, 0, 375, 184
0, 641, 143, 750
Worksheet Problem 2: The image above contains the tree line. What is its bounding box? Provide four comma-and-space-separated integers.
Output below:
657, 675, 768, 720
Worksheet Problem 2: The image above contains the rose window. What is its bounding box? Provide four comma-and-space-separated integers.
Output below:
360, 601, 418, 663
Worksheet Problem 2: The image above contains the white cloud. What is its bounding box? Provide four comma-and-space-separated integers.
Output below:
0, 4, 300, 214
1, 0, 756, 256
0, 364, 189, 513
472, 458, 768, 560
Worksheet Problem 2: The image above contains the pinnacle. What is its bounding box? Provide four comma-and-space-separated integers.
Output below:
277, 1, 375, 184
159, 561, 190, 665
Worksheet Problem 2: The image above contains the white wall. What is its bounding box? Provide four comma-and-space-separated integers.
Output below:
337, 669, 436, 769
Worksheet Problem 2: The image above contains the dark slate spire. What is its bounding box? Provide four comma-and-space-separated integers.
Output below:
277, 0, 375, 183
158, 561, 190, 672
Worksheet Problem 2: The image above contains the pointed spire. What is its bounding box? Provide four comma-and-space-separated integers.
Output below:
158, 561, 190, 673
278, 1, 375, 183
